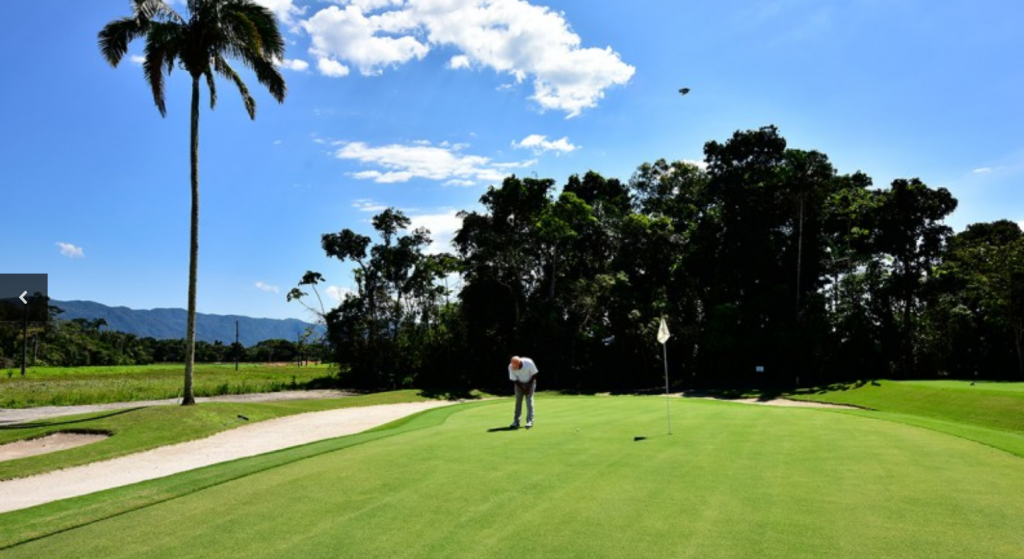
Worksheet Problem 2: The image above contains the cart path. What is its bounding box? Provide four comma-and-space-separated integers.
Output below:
0, 400, 458, 514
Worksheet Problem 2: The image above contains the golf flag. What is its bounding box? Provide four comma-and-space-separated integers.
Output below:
657, 317, 670, 344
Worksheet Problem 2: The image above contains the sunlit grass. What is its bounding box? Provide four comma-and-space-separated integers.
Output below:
3, 396, 1024, 558
0, 363, 338, 408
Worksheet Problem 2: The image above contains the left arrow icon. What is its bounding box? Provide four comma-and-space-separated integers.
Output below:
19, 291, 28, 305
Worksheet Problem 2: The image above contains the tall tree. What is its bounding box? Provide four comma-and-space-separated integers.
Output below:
869, 179, 957, 376
99, 0, 286, 404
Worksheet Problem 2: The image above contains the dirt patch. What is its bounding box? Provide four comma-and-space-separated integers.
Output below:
0, 433, 109, 462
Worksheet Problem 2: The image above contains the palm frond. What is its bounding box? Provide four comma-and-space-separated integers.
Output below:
227, 1, 286, 59
205, 70, 218, 110
219, 3, 287, 104
214, 55, 256, 119
222, 8, 264, 55
98, 17, 147, 66
244, 52, 287, 104
142, 22, 186, 117
132, 0, 183, 24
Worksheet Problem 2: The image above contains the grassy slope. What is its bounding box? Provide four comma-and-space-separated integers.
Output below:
0, 364, 337, 408
786, 380, 1024, 458
0, 390, 435, 480
3, 396, 1024, 558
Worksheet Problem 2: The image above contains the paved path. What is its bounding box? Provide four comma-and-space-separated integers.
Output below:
0, 400, 459, 514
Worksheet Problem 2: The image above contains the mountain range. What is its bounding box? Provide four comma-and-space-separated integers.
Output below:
50, 300, 322, 347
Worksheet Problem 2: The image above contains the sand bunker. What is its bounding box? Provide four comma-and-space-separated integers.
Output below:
0, 433, 109, 462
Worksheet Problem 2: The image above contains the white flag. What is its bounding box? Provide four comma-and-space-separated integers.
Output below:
657, 317, 670, 344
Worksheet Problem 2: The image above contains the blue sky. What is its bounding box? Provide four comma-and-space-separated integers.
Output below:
2, 0, 1022, 322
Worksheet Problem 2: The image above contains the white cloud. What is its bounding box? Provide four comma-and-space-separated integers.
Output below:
56, 242, 84, 258
336, 140, 531, 184
277, 58, 310, 71
299, 0, 634, 116
255, 281, 280, 294
683, 159, 709, 171
129, 55, 145, 66
449, 55, 471, 69
407, 210, 463, 255
253, 0, 307, 30
353, 199, 389, 212
318, 57, 351, 77
512, 134, 578, 154
304, 5, 429, 76
326, 285, 357, 303
973, 167, 992, 174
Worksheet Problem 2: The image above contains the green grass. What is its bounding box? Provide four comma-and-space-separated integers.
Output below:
0, 390, 436, 480
0, 363, 338, 408
3, 395, 1024, 558
787, 379, 1024, 433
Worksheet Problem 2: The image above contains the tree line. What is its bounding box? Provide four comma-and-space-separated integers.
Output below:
0, 313, 325, 371
295, 126, 1023, 393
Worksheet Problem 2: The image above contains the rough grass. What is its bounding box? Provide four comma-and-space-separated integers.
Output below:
0, 363, 338, 408
3, 395, 1024, 558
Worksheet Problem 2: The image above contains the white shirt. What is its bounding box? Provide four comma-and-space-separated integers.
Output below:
509, 357, 538, 383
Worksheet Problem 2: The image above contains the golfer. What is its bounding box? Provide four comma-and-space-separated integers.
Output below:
509, 356, 539, 429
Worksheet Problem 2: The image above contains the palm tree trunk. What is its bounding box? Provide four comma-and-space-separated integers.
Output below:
182, 75, 201, 406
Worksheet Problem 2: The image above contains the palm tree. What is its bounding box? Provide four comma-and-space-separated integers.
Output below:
99, 0, 286, 405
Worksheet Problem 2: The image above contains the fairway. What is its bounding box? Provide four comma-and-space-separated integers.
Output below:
4, 396, 1024, 558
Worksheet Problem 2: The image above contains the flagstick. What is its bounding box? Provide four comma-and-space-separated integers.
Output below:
663, 342, 671, 435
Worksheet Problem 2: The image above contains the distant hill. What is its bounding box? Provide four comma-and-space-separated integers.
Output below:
50, 300, 322, 347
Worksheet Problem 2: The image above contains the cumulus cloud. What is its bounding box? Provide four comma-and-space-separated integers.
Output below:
303, 5, 429, 76
336, 140, 532, 184
129, 55, 145, 65
407, 210, 463, 255
683, 159, 709, 171
448, 55, 471, 69
318, 57, 351, 77
255, 281, 280, 294
56, 242, 84, 258
253, 0, 307, 30
300, 0, 634, 116
512, 134, 578, 154
326, 285, 357, 303
276, 58, 310, 71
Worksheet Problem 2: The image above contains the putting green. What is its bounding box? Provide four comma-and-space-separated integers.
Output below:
4, 396, 1024, 558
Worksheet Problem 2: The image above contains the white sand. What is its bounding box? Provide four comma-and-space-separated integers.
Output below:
0, 433, 110, 461
0, 400, 457, 514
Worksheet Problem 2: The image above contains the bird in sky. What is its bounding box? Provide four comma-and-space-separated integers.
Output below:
679, 87, 691, 95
